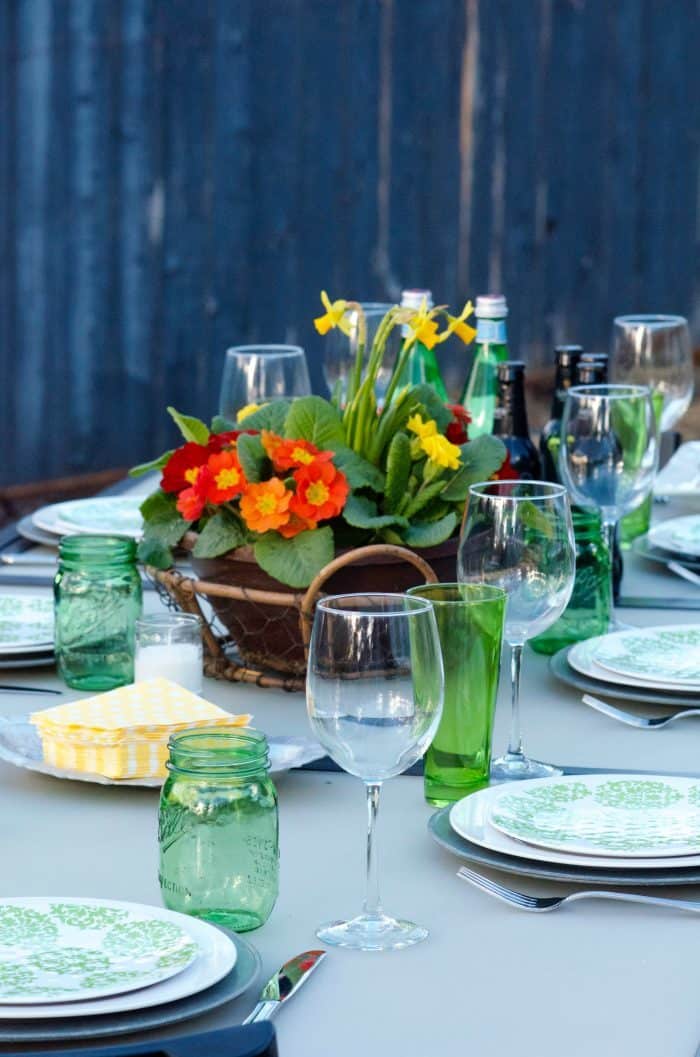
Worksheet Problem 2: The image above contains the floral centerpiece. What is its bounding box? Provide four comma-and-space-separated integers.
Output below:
133, 295, 506, 591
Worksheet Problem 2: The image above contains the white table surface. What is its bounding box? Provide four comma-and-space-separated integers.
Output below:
2, 492, 700, 1056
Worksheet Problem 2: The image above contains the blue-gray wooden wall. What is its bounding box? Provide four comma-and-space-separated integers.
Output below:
1, 0, 699, 485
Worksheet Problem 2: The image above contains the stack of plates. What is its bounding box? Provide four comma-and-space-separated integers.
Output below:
633, 514, 700, 572
19, 497, 145, 548
429, 773, 700, 886
0, 596, 54, 669
0, 896, 260, 1042
550, 624, 700, 706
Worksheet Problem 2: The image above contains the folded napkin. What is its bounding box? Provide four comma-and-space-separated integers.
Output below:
30, 677, 251, 780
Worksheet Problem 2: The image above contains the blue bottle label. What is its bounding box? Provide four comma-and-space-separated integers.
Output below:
476, 319, 507, 343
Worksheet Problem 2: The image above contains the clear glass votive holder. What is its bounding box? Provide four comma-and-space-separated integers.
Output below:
407, 583, 506, 805
134, 613, 204, 693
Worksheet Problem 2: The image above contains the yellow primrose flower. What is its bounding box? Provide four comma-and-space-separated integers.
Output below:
406, 413, 438, 440
443, 301, 477, 345
407, 298, 441, 349
420, 433, 462, 470
314, 291, 352, 336
237, 402, 263, 422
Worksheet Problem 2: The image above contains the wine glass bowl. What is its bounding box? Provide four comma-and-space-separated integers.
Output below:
611, 315, 693, 431
218, 344, 312, 420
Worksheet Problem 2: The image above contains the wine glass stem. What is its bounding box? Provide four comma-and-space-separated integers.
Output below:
603, 519, 617, 619
506, 643, 524, 758
363, 781, 383, 918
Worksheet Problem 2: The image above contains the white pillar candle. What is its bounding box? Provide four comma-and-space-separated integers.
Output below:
134, 643, 203, 694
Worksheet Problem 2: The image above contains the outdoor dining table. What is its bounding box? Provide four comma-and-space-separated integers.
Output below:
1, 485, 700, 1056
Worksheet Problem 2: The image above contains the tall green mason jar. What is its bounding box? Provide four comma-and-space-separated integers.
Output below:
54, 536, 142, 690
158, 728, 278, 932
530, 508, 611, 656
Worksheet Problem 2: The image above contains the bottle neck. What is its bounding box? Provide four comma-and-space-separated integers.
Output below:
550, 363, 578, 419
475, 316, 508, 346
493, 378, 529, 437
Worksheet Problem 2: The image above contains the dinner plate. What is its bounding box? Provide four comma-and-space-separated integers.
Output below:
568, 635, 700, 694
631, 534, 700, 571
592, 625, 700, 686
649, 515, 700, 557
0, 597, 53, 653
17, 514, 63, 548
550, 645, 700, 707
33, 498, 144, 540
448, 783, 700, 870
0, 718, 324, 786
0, 898, 202, 1005
487, 774, 700, 858
0, 926, 251, 1037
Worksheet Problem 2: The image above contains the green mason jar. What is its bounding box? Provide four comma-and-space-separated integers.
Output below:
530, 508, 611, 656
158, 728, 278, 932
54, 535, 142, 690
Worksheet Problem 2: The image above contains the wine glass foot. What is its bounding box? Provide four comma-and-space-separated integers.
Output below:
490, 752, 562, 783
316, 913, 428, 952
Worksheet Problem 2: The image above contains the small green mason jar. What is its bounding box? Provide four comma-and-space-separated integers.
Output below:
530, 507, 612, 656
54, 535, 142, 690
158, 728, 279, 932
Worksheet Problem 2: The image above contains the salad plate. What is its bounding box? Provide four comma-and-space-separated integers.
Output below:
649, 515, 700, 557
592, 625, 700, 686
32, 498, 144, 540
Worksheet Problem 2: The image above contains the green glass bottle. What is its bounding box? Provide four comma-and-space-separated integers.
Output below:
54, 535, 142, 690
530, 508, 611, 655
399, 289, 448, 399
460, 294, 509, 437
158, 727, 278, 932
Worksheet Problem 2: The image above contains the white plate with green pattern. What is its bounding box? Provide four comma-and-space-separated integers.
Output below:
568, 635, 700, 694
33, 498, 144, 540
488, 774, 700, 858
592, 624, 700, 686
649, 515, 700, 557
0, 597, 53, 654
0, 897, 201, 1004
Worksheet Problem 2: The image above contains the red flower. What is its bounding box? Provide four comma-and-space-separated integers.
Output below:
445, 404, 471, 446
161, 443, 211, 494
491, 450, 516, 481
176, 466, 212, 521
206, 450, 247, 503
208, 429, 256, 452
290, 460, 349, 522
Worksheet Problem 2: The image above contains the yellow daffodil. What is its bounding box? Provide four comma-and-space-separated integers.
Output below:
314, 291, 352, 336
443, 301, 477, 345
406, 413, 438, 440
236, 402, 263, 422
420, 433, 462, 470
406, 298, 441, 349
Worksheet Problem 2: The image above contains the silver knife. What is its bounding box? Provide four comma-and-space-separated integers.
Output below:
242, 949, 326, 1024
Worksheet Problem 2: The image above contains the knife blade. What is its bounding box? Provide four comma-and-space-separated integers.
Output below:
242, 950, 326, 1024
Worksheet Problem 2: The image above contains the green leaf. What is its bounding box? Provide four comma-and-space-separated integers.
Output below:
254, 526, 334, 588
129, 450, 174, 477
384, 432, 412, 512
407, 385, 452, 431
192, 510, 246, 557
403, 512, 457, 548
404, 479, 450, 518
343, 494, 409, 531
137, 537, 174, 569
140, 491, 190, 545
210, 414, 236, 434
167, 407, 210, 445
440, 435, 507, 502
236, 433, 267, 482
283, 396, 346, 449
332, 447, 385, 491
236, 400, 291, 433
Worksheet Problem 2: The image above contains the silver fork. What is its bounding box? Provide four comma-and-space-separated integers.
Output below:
668, 561, 700, 588
456, 867, 700, 914
581, 693, 700, 729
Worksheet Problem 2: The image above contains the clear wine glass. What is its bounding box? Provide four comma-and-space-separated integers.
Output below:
321, 303, 400, 406
559, 384, 659, 632
611, 315, 694, 431
458, 481, 575, 782
219, 345, 311, 420
306, 593, 444, 951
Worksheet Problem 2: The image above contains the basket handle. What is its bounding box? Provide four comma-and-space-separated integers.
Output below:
299, 543, 440, 650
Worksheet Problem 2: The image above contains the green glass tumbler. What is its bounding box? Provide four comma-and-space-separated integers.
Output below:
54, 535, 142, 690
407, 583, 506, 806
158, 727, 278, 932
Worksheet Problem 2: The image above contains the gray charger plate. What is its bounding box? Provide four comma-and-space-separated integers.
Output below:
429, 804, 700, 887
0, 930, 260, 1042
549, 645, 700, 708
631, 534, 700, 571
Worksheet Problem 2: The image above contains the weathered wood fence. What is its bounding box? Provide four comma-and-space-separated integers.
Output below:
1, 0, 698, 484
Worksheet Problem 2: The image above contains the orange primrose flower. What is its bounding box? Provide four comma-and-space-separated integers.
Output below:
277, 512, 317, 539
176, 466, 212, 521
291, 461, 349, 523
240, 477, 292, 533
206, 450, 247, 503
262, 431, 334, 472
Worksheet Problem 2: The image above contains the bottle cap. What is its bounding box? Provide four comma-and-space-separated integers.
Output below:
554, 345, 583, 367
496, 360, 525, 381
475, 294, 508, 319
580, 352, 608, 363
401, 289, 433, 310
576, 362, 607, 384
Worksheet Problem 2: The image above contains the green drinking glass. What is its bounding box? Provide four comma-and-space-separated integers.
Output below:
407, 583, 506, 806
